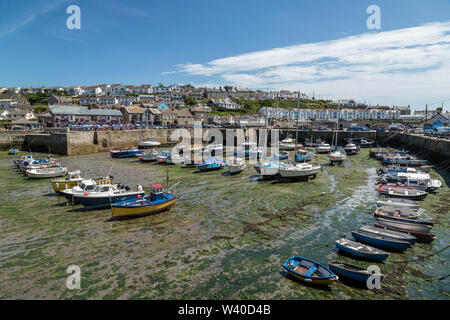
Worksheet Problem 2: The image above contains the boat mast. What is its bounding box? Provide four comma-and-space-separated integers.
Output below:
335, 105, 340, 150
295, 90, 300, 149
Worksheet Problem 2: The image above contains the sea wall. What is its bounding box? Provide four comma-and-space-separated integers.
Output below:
0, 131, 26, 151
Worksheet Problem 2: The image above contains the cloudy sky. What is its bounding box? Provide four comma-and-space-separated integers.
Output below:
1, 0, 449, 110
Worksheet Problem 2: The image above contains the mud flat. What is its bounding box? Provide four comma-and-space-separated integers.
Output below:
0, 149, 448, 299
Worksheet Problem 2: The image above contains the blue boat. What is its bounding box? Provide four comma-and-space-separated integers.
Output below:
282, 256, 338, 286
295, 150, 315, 162
335, 238, 389, 262
352, 230, 410, 252
110, 147, 144, 158
275, 151, 289, 160
72, 184, 145, 209
8, 149, 19, 155
197, 157, 225, 172
234, 150, 250, 158
328, 260, 384, 285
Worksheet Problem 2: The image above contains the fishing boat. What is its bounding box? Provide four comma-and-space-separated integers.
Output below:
329, 149, 346, 164
328, 260, 384, 285
110, 147, 144, 158
226, 157, 246, 175
138, 138, 161, 149
376, 218, 432, 234
374, 207, 419, 219
156, 150, 171, 164
282, 256, 338, 286
13, 154, 33, 168
197, 157, 225, 172
373, 223, 435, 243
61, 179, 109, 202
387, 172, 442, 192
8, 149, 19, 155
360, 226, 416, 244
315, 143, 331, 154
279, 138, 297, 151
50, 170, 83, 192
277, 162, 321, 179
377, 184, 427, 200
380, 164, 432, 174
376, 198, 420, 209
138, 149, 160, 162
344, 142, 360, 155
111, 184, 176, 219
27, 166, 67, 179
383, 157, 428, 167
351, 229, 410, 252
295, 149, 315, 162
255, 161, 285, 178
335, 238, 389, 262
359, 139, 375, 148
72, 184, 145, 209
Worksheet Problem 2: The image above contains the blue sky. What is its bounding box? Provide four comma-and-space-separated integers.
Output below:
1, 0, 450, 110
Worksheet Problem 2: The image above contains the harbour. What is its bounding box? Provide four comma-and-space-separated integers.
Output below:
0, 147, 448, 299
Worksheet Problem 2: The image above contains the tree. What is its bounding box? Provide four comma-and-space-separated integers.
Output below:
185, 97, 197, 106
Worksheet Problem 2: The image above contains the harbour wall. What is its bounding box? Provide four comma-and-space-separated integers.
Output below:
0, 131, 26, 151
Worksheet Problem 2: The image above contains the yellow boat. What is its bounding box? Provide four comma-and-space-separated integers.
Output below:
50, 170, 112, 193
111, 184, 176, 219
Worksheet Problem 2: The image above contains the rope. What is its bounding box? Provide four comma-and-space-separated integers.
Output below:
391, 245, 450, 264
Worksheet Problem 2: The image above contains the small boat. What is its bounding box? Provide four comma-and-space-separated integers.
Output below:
138, 149, 159, 162
156, 150, 171, 164
377, 184, 427, 200
328, 260, 384, 285
72, 184, 145, 209
197, 157, 225, 172
110, 147, 144, 158
111, 184, 176, 219
61, 179, 107, 202
315, 143, 331, 154
295, 149, 315, 162
138, 138, 161, 149
344, 143, 360, 155
279, 138, 297, 151
275, 150, 289, 160
359, 139, 375, 148
376, 218, 432, 234
50, 170, 84, 193
226, 157, 246, 175
335, 238, 389, 262
375, 212, 433, 227
374, 207, 419, 219
359, 226, 416, 245
255, 161, 285, 177
376, 198, 419, 209
373, 223, 435, 243
8, 149, 19, 155
282, 256, 338, 286
27, 166, 67, 179
391, 172, 442, 192
278, 162, 321, 179
329, 149, 346, 163
351, 229, 410, 252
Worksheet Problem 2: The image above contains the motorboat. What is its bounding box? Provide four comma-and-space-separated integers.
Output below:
279, 138, 297, 151
110, 147, 144, 158
295, 149, 315, 162
27, 166, 67, 179
274, 150, 289, 160
282, 256, 338, 286
384, 172, 442, 192
50, 170, 84, 193
315, 143, 331, 154
226, 157, 246, 175
61, 179, 108, 202
359, 139, 375, 148
197, 157, 225, 172
72, 184, 145, 209
8, 149, 19, 155
277, 162, 321, 179
111, 184, 176, 219
138, 148, 160, 162
138, 138, 161, 149
329, 149, 346, 164
254, 161, 286, 178
344, 143, 360, 155
377, 184, 427, 200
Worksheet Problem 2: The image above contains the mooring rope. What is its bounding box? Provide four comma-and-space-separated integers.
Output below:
391, 244, 450, 264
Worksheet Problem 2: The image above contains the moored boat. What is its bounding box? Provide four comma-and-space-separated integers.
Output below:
373, 223, 435, 243
376, 218, 432, 234
8, 149, 19, 155
329, 149, 346, 163
344, 143, 360, 155
226, 157, 246, 175
138, 138, 161, 149
351, 229, 410, 252
138, 149, 159, 162
328, 260, 384, 285
282, 256, 338, 286
27, 166, 67, 179
50, 170, 84, 192
73, 184, 145, 209
377, 184, 427, 200
359, 139, 375, 148
277, 162, 321, 179
197, 157, 225, 172
295, 149, 315, 162
315, 143, 331, 154
279, 138, 297, 151
376, 198, 419, 209
374, 206, 419, 219
110, 147, 144, 158
335, 238, 389, 262
359, 225, 416, 244
111, 184, 176, 219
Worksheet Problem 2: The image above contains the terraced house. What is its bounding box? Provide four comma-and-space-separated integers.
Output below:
46, 105, 122, 127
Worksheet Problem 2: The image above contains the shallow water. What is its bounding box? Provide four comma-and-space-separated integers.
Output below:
0, 149, 448, 299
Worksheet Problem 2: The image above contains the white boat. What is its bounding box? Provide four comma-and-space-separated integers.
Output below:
27, 166, 67, 179
315, 143, 331, 153
376, 199, 420, 210
278, 162, 321, 179
60, 179, 99, 201
344, 143, 360, 155
226, 157, 246, 175
393, 172, 442, 192
138, 149, 159, 162
279, 138, 297, 150
138, 138, 161, 148
329, 149, 346, 163
256, 161, 286, 177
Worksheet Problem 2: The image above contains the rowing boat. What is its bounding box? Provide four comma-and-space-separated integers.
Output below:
335, 238, 389, 262
282, 256, 338, 286
351, 229, 410, 252
328, 260, 384, 285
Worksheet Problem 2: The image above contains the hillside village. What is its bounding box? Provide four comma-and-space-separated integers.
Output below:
0, 83, 448, 130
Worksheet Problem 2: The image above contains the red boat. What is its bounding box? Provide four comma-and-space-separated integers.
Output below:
377, 184, 427, 200
373, 223, 435, 243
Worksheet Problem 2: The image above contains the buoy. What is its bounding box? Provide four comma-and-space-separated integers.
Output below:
137, 195, 141, 199
84, 192, 88, 196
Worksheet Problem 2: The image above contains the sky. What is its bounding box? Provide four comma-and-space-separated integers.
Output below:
0, 0, 450, 110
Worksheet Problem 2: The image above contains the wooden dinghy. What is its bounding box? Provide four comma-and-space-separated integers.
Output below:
360, 226, 416, 244
351, 229, 410, 252
375, 207, 419, 219
377, 184, 427, 200
374, 213, 433, 227
328, 260, 384, 285
376, 218, 432, 234
335, 238, 389, 262
373, 223, 436, 243
376, 198, 419, 209
282, 256, 338, 286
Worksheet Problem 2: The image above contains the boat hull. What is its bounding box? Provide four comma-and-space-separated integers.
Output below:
376, 218, 432, 233
328, 261, 381, 284
373, 223, 435, 243
111, 196, 176, 219
335, 240, 389, 262
351, 231, 410, 252
283, 256, 338, 286
74, 192, 145, 209
278, 167, 320, 179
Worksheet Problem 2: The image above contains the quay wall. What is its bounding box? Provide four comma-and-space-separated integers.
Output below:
0, 131, 26, 150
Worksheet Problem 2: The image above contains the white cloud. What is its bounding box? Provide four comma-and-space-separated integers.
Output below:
175, 21, 450, 108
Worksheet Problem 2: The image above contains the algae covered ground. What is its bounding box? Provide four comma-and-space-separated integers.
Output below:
0, 149, 448, 299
